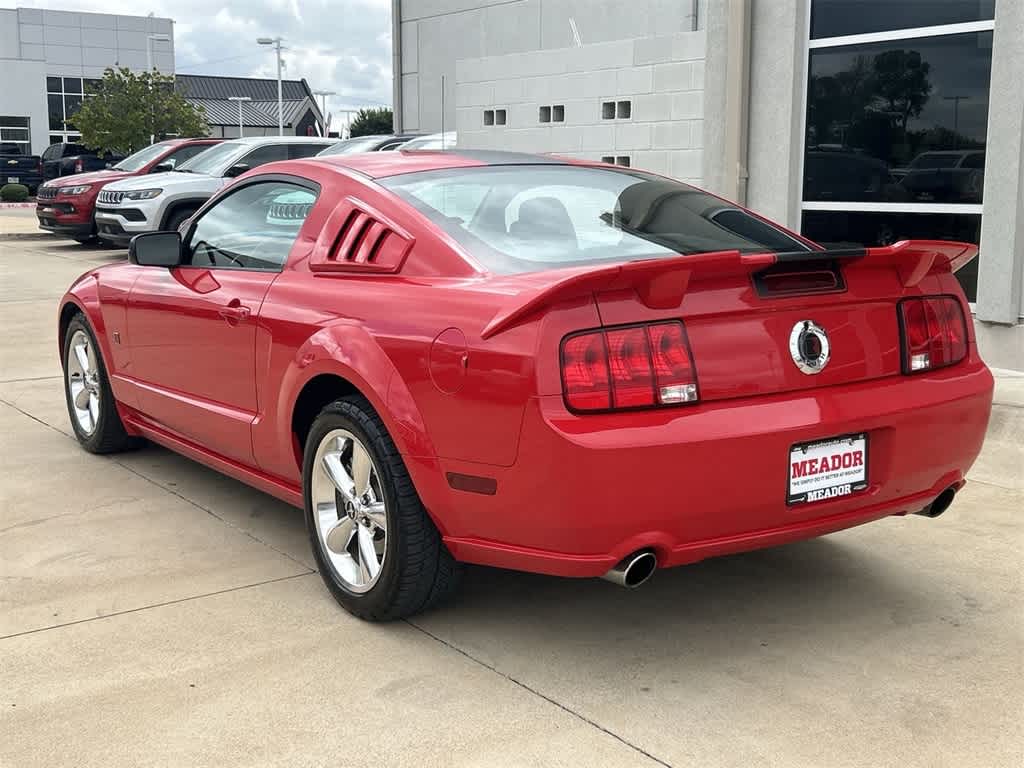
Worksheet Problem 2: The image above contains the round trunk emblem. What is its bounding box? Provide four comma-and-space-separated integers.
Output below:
790, 320, 830, 374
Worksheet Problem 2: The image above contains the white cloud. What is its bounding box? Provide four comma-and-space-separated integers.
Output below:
2, 0, 393, 116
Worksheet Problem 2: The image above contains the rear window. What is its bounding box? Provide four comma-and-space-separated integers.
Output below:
381, 165, 809, 274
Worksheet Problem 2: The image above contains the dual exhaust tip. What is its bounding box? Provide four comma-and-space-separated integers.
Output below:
602, 550, 657, 589
916, 485, 958, 518
604, 485, 960, 589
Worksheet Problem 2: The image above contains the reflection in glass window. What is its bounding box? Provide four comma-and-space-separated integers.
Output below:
187, 182, 317, 271
802, 211, 981, 300
810, 0, 994, 40
805, 32, 992, 203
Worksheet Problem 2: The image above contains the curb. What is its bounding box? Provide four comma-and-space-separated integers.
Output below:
0, 232, 51, 240
0, 202, 37, 209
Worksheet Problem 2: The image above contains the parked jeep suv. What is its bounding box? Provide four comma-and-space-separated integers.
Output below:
36, 138, 220, 243
94, 136, 337, 246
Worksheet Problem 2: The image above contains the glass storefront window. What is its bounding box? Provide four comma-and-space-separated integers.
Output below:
805, 32, 992, 203
811, 0, 994, 39
802, 211, 981, 301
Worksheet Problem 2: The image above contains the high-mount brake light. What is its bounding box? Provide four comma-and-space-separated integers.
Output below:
898, 296, 968, 374
561, 321, 698, 412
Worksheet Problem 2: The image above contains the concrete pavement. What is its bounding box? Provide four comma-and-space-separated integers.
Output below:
1, 237, 1021, 767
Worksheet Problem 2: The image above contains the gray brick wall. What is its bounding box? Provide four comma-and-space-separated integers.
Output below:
455, 32, 705, 183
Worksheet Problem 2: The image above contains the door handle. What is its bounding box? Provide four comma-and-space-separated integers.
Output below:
218, 299, 251, 324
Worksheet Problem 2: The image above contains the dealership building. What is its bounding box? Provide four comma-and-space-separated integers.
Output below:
0, 7, 323, 154
0, 7, 175, 152
393, 0, 1022, 370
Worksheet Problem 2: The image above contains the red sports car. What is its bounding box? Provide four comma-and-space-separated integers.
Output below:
58, 150, 994, 620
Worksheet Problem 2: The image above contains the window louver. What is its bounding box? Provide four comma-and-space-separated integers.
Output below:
310, 197, 414, 274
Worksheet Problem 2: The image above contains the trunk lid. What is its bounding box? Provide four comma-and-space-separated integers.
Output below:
481, 240, 976, 401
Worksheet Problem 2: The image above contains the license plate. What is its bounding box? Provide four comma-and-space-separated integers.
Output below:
7, 176, 19, 184
787, 433, 868, 505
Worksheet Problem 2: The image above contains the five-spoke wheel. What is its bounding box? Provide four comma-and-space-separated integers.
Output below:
303, 396, 462, 620
311, 429, 388, 593
65, 328, 101, 435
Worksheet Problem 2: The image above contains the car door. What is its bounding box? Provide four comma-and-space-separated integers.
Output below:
126, 177, 318, 465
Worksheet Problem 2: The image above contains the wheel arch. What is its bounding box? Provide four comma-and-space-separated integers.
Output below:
57, 281, 111, 371
279, 325, 438, 469
159, 197, 207, 230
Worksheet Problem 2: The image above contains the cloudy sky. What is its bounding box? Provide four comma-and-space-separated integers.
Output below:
2, 0, 393, 119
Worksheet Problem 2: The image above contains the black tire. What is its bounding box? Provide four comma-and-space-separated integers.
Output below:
303, 395, 462, 621
164, 206, 197, 233
73, 235, 98, 245
62, 314, 139, 454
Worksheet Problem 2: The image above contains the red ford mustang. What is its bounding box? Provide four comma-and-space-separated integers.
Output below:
58, 150, 994, 620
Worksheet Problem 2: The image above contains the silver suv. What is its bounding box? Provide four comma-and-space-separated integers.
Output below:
94, 136, 337, 246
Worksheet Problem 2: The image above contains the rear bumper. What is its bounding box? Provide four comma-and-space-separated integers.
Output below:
435, 359, 994, 577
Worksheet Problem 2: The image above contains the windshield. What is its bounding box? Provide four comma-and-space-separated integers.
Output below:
381, 165, 810, 275
910, 154, 958, 169
113, 142, 174, 172
318, 137, 391, 156
177, 141, 247, 175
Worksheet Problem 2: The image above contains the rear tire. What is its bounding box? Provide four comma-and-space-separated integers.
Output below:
62, 314, 138, 454
303, 395, 462, 621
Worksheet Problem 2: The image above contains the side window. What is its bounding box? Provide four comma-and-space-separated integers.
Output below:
237, 144, 288, 171
163, 144, 210, 169
288, 143, 328, 159
185, 181, 317, 271
42, 144, 59, 160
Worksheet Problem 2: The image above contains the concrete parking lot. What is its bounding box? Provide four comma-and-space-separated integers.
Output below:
2, 210, 1022, 767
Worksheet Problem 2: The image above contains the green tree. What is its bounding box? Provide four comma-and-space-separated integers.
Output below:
348, 107, 394, 137
71, 67, 209, 154
871, 50, 932, 143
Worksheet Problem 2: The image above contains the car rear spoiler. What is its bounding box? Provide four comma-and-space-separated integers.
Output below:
481, 239, 978, 339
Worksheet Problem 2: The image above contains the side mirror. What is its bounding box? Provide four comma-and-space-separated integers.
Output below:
152, 161, 174, 173
224, 163, 250, 178
129, 231, 183, 267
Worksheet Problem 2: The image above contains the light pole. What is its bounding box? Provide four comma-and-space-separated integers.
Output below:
228, 96, 251, 138
257, 37, 285, 135
313, 90, 335, 136
944, 95, 969, 147
146, 33, 171, 145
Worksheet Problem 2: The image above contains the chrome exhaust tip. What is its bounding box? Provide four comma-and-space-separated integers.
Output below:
602, 550, 657, 589
916, 486, 958, 518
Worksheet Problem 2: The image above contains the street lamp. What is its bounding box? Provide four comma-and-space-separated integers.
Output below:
312, 90, 335, 136
146, 34, 171, 145
257, 37, 285, 136
228, 96, 251, 138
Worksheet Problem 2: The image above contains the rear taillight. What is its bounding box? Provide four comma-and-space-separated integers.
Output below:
561, 321, 698, 412
37, 159, 43, 175
898, 296, 968, 374
74, 159, 83, 173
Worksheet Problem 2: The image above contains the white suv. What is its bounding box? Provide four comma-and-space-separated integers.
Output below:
94, 136, 337, 246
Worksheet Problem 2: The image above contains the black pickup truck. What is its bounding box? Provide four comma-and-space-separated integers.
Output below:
41, 142, 123, 182
0, 143, 44, 194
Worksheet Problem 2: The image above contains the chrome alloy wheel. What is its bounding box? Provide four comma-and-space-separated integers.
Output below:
65, 329, 101, 435
311, 429, 388, 593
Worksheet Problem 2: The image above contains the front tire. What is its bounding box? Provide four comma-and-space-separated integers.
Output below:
164, 206, 197, 233
303, 395, 461, 621
62, 315, 138, 454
